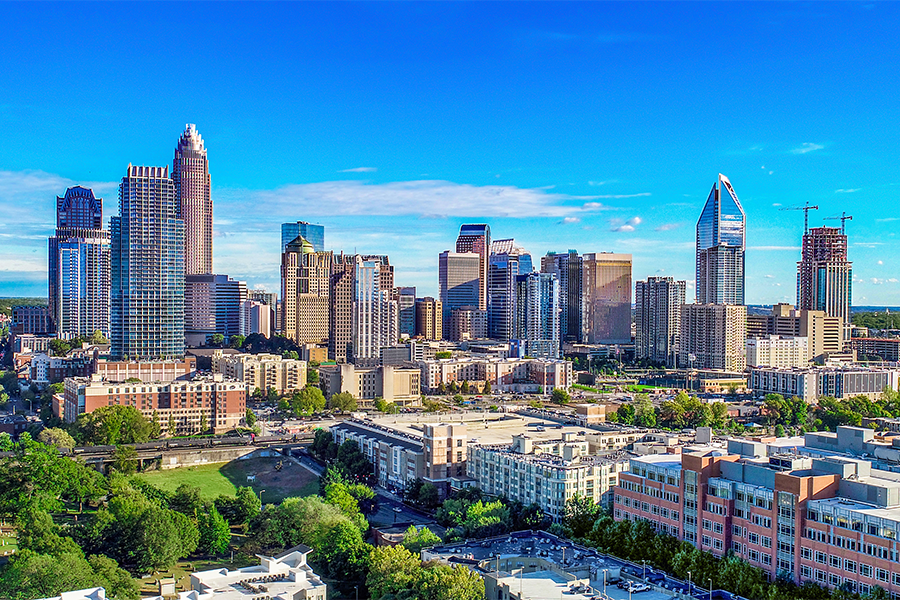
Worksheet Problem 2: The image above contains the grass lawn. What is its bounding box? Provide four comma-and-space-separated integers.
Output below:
137, 455, 320, 504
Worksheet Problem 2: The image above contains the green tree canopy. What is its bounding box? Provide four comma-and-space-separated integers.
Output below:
75, 405, 154, 446
198, 503, 231, 554
289, 386, 326, 416
37, 427, 76, 449
328, 391, 358, 413
551, 388, 570, 404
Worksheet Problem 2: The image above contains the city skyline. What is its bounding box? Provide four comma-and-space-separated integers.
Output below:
1, 3, 899, 304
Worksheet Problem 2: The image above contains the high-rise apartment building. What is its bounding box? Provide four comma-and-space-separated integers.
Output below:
797, 226, 852, 340
281, 236, 331, 345
110, 165, 185, 359
679, 303, 747, 371
49, 186, 110, 338
515, 272, 560, 358
455, 224, 491, 310
582, 253, 632, 344
747, 304, 842, 362
541, 250, 583, 345
438, 251, 481, 340
696, 174, 745, 305
239, 300, 272, 337
184, 274, 248, 346
635, 277, 686, 367
488, 241, 531, 341
394, 287, 417, 338
415, 297, 442, 341
173, 124, 212, 276
281, 221, 325, 253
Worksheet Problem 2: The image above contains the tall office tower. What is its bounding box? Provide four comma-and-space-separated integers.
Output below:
488, 239, 532, 341
415, 297, 443, 341
797, 226, 852, 340
438, 251, 481, 339
679, 303, 747, 371
281, 236, 332, 345
394, 287, 417, 337
696, 174, 746, 305
329, 253, 355, 362
351, 257, 396, 364
49, 187, 110, 338
240, 299, 271, 337
184, 274, 248, 346
455, 224, 491, 310
173, 124, 212, 276
281, 221, 325, 253
541, 250, 583, 345
515, 272, 560, 358
363, 255, 394, 294
635, 277, 686, 367
248, 289, 277, 308
110, 165, 185, 359
582, 253, 632, 344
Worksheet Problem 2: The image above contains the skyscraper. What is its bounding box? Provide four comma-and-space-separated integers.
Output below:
415, 297, 442, 341
696, 174, 746, 305
281, 236, 332, 345
174, 124, 212, 276
635, 277, 686, 367
351, 257, 397, 364
185, 274, 248, 346
438, 251, 481, 339
488, 240, 532, 341
394, 287, 417, 338
541, 250, 583, 345
329, 253, 356, 362
49, 186, 110, 338
110, 165, 185, 359
797, 226, 852, 339
679, 303, 747, 372
282, 222, 325, 253
455, 224, 491, 310
514, 272, 560, 358
582, 253, 632, 344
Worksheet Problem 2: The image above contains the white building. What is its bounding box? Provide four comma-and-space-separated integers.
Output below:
211, 350, 306, 395
749, 366, 900, 401
746, 335, 809, 368
240, 300, 272, 337
419, 356, 573, 393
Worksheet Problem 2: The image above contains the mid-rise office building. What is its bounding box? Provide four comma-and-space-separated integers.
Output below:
281, 236, 331, 345
49, 186, 110, 339
797, 226, 852, 340
455, 224, 491, 311
582, 253, 632, 344
449, 306, 487, 341
419, 356, 573, 392
747, 304, 842, 362
211, 350, 306, 395
696, 174, 745, 305
239, 299, 272, 337
173, 124, 212, 276
749, 365, 900, 401
110, 165, 185, 359
746, 335, 810, 368
635, 276, 686, 367
541, 250, 583, 345
680, 303, 747, 371
469, 434, 630, 518
319, 363, 421, 406
61, 373, 245, 434
851, 338, 900, 362
615, 427, 900, 596
185, 274, 248, 346
281, 221, 325, 253
515, 272, 560, 358
11, 305, 53, 336
438, 251, 481, 340
415, 297, 443, 341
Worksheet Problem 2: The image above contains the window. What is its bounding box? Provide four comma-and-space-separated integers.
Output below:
748, 532, 759, 545
815, 552, 827, 565
830, 555, 841, 568
815, 570, 826, 583
829, 574, 841, 587
713, 522, 724, 534
702, 535, 712, 548
703, 519, 712, 531
845, 560, 857, 574
733, 525, 745, 537
761, 536, 772, 549
800, 565, 812, 579
860, 564, 873, 578
801, 547, 812, 560
877, 569, 889, 583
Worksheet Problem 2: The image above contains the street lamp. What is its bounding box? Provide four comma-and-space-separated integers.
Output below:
258, 489, 266, 504
602, 569, 608, 597
687, 571, 692, 597
642, 559, 647, 580
708, 578, 713, 600
354, 585, 359, 600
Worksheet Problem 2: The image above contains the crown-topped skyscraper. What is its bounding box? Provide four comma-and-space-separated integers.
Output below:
174, 124, 212, 275
695, 174, 745, 305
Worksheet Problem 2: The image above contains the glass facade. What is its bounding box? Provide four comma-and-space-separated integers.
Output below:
281, 221, 325, 253
696, 174, 746, 305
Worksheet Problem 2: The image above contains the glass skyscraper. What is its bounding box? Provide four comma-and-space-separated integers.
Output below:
696, 174, 746, 305
110, 165, 185, 359
455, 224, 491, 310
515, 271, 560, 359
282, 221, 325, 253
488, 239, 532, 341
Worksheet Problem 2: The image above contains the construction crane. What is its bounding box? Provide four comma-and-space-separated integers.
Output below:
780, 201, 819, 233
824, 211, 853, 234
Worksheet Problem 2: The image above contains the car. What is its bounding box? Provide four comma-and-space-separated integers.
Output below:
626, 582, 651, 593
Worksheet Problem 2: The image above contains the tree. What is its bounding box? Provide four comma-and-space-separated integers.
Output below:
482, 380, 491, 395
367, 545, 422, 600
328, 391, 357, 413
167, 413, 176, 436
551, 388, 570, 404
48, 338, 72, 357
563, 494, 601, 539
375, 397, 399, 414
401, 525, 442, 553
37, 427, 76, 449
460, 380, 470, 395
709, 401, 729, 429
417, 483, 440, 509
452, 394, 465, 406
307, 368, 320, 384
215, 486, 261, 525
435, 351, 452, 359
633, 394, 656, 428
448, 381, 459, 394
198, 503, 231, 554
199, 412, 208, 434
209, 333, 225, 347
436, 382, 446, 395
616, 403, 636, 425
0, 550, 139, 600
75, 405, 153, 445
111, 446, 138, 475
88, 330, 109, 345
229, 334, 245, 349
170, 484, 203, 517
290, 386, 326, 416
774, 424, 786, 437
336, 440, 373, 480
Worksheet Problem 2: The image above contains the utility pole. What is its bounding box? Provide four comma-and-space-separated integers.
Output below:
780, 201, 819, 233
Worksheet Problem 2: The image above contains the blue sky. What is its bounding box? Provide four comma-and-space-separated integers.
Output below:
1, 2, 898, 305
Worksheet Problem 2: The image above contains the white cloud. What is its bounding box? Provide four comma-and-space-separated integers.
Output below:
835, 188, 860, 193
872, 278, 885, 285
772, 203, 782, 207
891, 279, 900, 284
588, 180, 618, 186
612, 225, 635, 232
561, 217, 580, 224
338, 167, 377, 173
765, 274, 775, 279
876, 217, 900, 223
655, 223, 680, 231
878, 260, 884, 265
591, 193, 651, 199
791, 143, 825, 154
